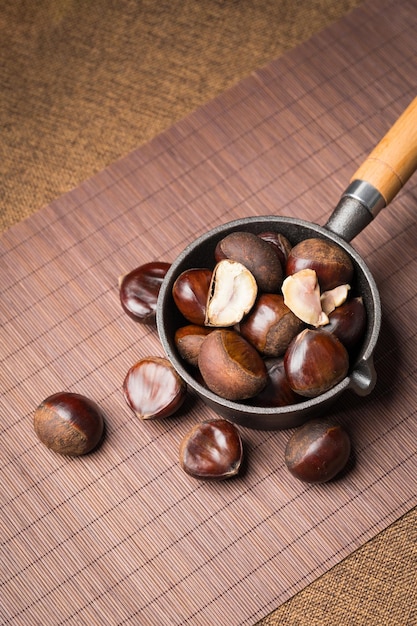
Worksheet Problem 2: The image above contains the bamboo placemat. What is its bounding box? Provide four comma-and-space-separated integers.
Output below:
1, 0, 416, 624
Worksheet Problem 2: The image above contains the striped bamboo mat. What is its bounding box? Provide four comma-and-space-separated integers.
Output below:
1, 0, 416, 624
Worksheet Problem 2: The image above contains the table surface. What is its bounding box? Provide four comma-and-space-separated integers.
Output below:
1, 1, 417, 624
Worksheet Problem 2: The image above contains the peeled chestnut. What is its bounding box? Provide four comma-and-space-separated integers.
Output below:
214, 231, 283, 292
285, 418, 351, 483
119, 262, 171, 324
239, 293, 304, 357
284, 329, 349, 397
252, 358, 302, 407
323, 296, 367, 352
174, 324, 213, 367
33, 392, 105, 456
198, 329, 268, 400
179, 419, 243, 479
123, 356, 187, 419
172, 268, 212, 325
286, 238, 354, 292
206, 259, 257, 327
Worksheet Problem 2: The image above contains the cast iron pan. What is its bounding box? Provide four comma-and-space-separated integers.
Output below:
157, 97, 417, 430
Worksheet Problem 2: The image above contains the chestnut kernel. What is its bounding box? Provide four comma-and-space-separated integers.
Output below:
286, 238, 354, 292
123, 356, 187, 419
174, 324, 213, 367
284, 328, 349, 397
198, 329, 268, 400
33, 392, 105, 456
172, 268, 212, 325
282, 269, 329, 327
179, 419, 243, 479
206, 259, 257, 327
119, 262, 171, 324
214, 231, 283, 292
285, 418, 351, 483
239, 293, 303, 357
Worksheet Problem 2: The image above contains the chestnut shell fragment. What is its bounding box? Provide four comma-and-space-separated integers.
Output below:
33, 392, 105, 456
179, 419, 243, 479
172, 268, 212, 325
285, 418, 351, 483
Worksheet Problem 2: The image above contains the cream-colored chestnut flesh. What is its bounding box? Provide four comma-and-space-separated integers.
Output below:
205, 259, 257, 327
320, 284, 350, 316
282, 269, 329, 327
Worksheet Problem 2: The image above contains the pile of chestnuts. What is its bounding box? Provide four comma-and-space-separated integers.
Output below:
170, 230, 366, 406
33, 228, 360, 484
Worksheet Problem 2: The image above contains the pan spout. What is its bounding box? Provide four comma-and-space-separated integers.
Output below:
349, 354, 378, 396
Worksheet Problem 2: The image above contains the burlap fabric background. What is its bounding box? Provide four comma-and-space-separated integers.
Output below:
1, 1, 416, 624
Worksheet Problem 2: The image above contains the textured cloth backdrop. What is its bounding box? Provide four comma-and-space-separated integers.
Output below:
1, 1, 416, 625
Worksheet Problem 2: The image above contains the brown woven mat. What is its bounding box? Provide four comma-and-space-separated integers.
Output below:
1, 1, 417, 625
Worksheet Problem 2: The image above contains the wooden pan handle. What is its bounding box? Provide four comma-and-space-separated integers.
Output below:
351, 96, 417, 205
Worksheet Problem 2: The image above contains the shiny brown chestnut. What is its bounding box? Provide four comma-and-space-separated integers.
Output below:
286, 237, 354, 292
284, 329, 349, 398
172, 268, 212, 325
179, 419, 243, 479
119, 262, 171, 324
258, 231, 292, 268
323, 296, 367, 353
33, 392, 105, 456
214, 230, 283, 292
239, 293, 303, 357
251, 358, 302, 408
285, 418, 351, 483
123, 356, 187, 419
198, 329, 268, 401
174, 324, 213, 367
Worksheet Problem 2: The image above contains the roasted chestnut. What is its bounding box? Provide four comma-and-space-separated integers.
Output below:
258, 231, 292, 268
284, 329, 349, 397
206, 259, 257, 327
285, 418, 351, 483
198, 329, 268, 400
286, 237, 354, 292
179, 419, 243, 479
123, 356, 187, 419
174, 324, 213, 367
214, 231, 283, 292
172, 268, 212, 325
119, 262, 171, 324
239, 293, 303, 356
323, 296, 367, 352
33, 392, 105, 456
251, 358, 302, 407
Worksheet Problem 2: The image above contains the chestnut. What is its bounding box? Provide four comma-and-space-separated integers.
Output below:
285, 418, 351, 483
214, 231, 283, 292
286, 237, 354, 292
174, 324, 213, 367
179, 419, 243, 479
123, 356, 187, 419
258, 231, 292, 268
172, 268, 212, 325
284, 328, 349, 397
252, 357, 302, 407
198, 329, 268, 400
282, 269, 329, 327
323, 296, 367, 352
119, 262, 171, 324
239, 293, 303, 357
33, 392, 105, 456
205, 259, 257, 327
